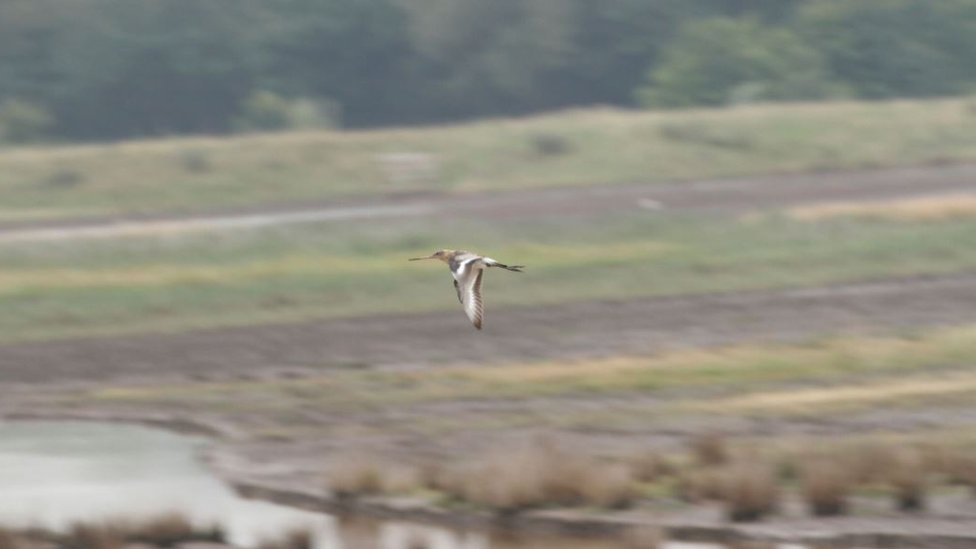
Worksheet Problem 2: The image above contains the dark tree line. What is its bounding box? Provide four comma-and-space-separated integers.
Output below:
0, 0, 973, 142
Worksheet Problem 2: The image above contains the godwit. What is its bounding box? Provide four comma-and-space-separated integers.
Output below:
409, 250, 524, 330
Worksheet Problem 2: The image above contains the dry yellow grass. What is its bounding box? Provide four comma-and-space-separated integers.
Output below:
697, 373, 976, 414
790, 194, 976, 222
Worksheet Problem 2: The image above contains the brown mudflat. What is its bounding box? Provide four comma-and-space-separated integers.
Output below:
1, 272, 974, 386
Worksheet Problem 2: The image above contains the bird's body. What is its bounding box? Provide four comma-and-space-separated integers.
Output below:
409, 249, 523, 329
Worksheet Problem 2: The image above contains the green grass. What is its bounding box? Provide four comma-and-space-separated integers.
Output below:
0, 209, 975, 342
0, 97, 974, 221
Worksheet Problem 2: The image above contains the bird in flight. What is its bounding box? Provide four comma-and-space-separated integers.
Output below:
409, 250, 524, 329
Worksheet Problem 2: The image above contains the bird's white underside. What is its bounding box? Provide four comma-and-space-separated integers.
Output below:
452, 256, 485, 328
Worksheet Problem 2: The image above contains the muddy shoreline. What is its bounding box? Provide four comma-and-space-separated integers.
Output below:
4, 411, 976, 548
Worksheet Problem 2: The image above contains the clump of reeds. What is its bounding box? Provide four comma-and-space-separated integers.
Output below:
843, 440, 896, 485
327, 455, 386, 499
674, 467, 726, 503
441, 438, 638, 512
949, 453, 976, 496
690, 432, 729, 467
257, 527, 313, 549
800, 458, 852, 516
886, 450, 927, 511
60, 514, 223, 549
723, 462, 779, 522
62, 523, 124, 549
629, 451, 675, 483
126, 512, 221, 547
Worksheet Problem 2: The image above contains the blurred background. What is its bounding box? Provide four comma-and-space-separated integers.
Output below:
1, 1, 976, 548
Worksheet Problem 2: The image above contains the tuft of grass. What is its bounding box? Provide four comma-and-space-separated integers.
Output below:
125, 513, 223, 547
440, 438, 639, 512
327, 455, 387, 499
723, 462, 779, 522
256, 528, 313, 549
629, 451, 675, 483
529, 133, 572, 157
800, 458, 852, 516
887, 450, 928, 512
177, 148, 213, 173
843, 440, 898, 485
674, 467, 727, 503
691, 432, 729, 467
62, 524, 123, 549
944, 453, 976, 496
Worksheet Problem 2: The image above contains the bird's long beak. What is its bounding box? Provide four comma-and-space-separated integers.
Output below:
408, 255, 435, 261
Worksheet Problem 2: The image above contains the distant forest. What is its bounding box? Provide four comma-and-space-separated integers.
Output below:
1, 0, 974, 142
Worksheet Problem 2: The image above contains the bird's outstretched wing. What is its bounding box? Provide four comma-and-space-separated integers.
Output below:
458, 268, 484, 330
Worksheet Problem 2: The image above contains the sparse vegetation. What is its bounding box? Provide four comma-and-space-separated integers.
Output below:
417, 439, 638, 512
327, 455, 387, 499
800, 458, 852, 516
256, 528, 313, 549
691, 433, 729, 467
723, 462, 780, 522
887, 450, 928, 512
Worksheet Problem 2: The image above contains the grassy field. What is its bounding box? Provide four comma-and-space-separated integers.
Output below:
0, 97, 974, 221
0, 206, 974, 342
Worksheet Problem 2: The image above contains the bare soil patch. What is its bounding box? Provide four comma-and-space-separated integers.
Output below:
1, 272, 974, 386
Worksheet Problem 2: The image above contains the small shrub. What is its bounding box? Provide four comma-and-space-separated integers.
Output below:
843, 440, 896, 485
723, 462, 779, 522
690, 432, 729, 467
62, 523, 124, 549
658, 123, 754, 150
578, 463, 639, 509
674, 467, 726, 503
887, 450, 927, 512
127, 513, 197, 547
177, 149, 212, 173
800, 459, 851, 516
328, 455, 385, 499
257, 528, 313, 549
629, 451, 675, 482
380, 463, 421, 494
43, 169, 84, 189
948, 453, 976, 496
529, 133, 572, 157
445, 438, 640, 512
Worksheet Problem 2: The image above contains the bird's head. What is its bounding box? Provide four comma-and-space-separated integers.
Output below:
408, 249, 453, 263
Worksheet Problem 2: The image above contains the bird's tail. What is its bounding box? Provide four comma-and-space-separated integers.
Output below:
497, 263, 524, 273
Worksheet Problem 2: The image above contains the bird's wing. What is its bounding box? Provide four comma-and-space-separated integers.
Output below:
458, 268, 484, 330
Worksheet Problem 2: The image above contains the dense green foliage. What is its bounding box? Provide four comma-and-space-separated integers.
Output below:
0, 0, 973, 142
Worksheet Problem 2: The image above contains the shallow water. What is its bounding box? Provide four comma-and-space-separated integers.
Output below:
0, 421, 730, 549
